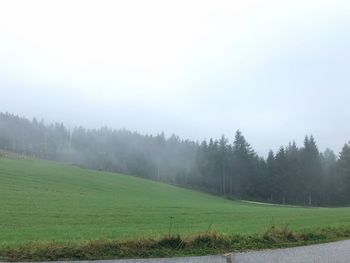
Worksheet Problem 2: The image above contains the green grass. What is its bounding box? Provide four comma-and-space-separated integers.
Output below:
1, 155, 350, 249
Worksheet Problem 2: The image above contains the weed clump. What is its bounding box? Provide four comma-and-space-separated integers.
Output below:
263, 225, 299, 243
157, 235, 184, 249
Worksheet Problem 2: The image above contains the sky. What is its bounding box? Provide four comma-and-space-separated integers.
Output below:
0, 0, 350, 156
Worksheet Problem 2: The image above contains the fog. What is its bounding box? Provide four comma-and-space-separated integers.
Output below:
1, 0, 350, 155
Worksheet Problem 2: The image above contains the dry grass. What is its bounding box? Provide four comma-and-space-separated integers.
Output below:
1, 226, 350, 262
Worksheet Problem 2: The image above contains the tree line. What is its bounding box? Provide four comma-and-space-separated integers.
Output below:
0, 112, 349, 206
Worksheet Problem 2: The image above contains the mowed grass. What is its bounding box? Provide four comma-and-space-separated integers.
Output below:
1, 156, 350, 247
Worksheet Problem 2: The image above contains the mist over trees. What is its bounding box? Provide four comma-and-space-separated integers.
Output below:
1, 112, 350, 206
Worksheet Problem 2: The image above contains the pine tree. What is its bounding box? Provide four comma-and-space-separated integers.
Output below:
218, 135, 228, 195
337, 143, 350, 202
302, 135, 322, 205
232, 130, 256, 198
339, 143, 350, 169
266, 150, 276, 201
275, 147, 288, 204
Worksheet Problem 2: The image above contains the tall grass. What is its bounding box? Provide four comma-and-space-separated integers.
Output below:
2, 226, 350, 262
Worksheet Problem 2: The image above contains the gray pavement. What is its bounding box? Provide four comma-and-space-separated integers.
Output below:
111, 240, 350, 262
6, 240, 350, 263
34, 256, 227, 263
231, 239, 350, 263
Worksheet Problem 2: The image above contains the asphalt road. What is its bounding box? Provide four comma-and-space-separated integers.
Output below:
111, 240, 350, 262
231, 239, 350, 263
8, 240, 350, 263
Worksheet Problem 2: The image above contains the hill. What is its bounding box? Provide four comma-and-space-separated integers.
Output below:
2, 112, 350, 207
1, 155, 350, 247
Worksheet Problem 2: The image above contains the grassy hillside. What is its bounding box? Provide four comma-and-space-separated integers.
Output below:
1, 155, 350, 247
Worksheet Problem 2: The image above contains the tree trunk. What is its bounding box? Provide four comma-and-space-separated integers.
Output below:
222, 167, 226, 196
308, 193, 312, 206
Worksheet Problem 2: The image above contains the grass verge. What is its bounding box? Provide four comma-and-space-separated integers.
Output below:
1, 225, 350, 262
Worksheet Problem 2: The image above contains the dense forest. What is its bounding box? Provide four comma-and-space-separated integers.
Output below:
0, 112, 349, 206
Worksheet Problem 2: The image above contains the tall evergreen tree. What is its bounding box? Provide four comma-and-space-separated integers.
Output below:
232, 130, 256, 198
218, 135, 229, 195
337, 143, 350, 202
302, 135, 323, 205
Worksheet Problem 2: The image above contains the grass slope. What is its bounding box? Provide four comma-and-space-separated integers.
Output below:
1, 156, 350, 248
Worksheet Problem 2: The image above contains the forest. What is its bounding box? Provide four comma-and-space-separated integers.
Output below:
0, 112, 349, 206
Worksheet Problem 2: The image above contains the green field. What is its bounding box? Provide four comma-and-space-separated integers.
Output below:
1, 156, 350, 247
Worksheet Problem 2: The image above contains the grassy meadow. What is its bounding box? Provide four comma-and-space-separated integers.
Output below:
1, 155, 350, 248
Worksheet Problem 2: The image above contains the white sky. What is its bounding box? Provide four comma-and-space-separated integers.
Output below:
1, 0, 350, 155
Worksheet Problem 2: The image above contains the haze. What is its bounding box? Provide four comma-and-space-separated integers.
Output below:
1, 0, 350, 155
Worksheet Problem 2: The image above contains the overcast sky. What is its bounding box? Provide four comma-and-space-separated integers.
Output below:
1, 0, 350, 155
